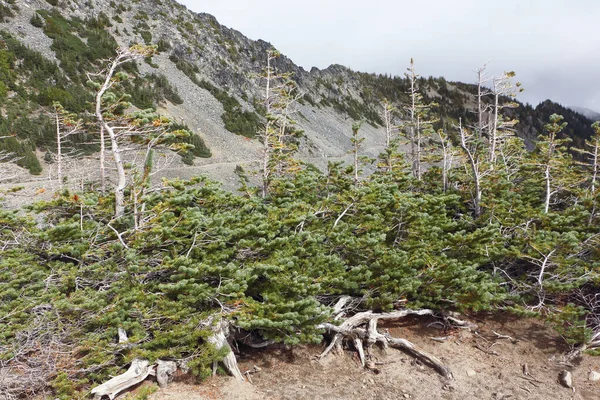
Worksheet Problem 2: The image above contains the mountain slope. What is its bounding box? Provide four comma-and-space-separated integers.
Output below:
570, 106, 600, 123
0, 0, 597, 183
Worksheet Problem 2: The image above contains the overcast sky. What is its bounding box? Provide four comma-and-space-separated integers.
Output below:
178, 0, 600, 111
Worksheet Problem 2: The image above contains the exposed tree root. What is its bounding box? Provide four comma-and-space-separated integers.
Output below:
88, 308, 471, 398
317, 308, 472, 380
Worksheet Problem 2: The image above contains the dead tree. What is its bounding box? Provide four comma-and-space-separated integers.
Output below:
52, 102, 83, 186
475, 63, 493, 139
488, 71, 521, 165
382, 99, 399, 173
350, 122, 364, 186
91, 318, 245, 399
436, 129, 456, 192
522, 246, 558, 311
405, 59, 419, 178
403, 59, 436, 180
258, 49, 302, 197
92, 45, 155, 218
458, 119, 487, 217
573, 121, 600, 224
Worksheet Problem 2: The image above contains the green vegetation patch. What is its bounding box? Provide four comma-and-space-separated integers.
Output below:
170, 55, 260, 138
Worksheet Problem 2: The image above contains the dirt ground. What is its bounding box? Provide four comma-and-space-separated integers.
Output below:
144, 314, 600, 400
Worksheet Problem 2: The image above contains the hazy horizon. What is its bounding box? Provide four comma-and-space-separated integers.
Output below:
177, 0, 600, 113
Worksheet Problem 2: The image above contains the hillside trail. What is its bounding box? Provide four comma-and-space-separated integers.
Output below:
145, 314, 600, 400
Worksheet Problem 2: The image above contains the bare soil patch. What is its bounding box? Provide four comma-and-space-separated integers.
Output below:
148, 314, 600, 400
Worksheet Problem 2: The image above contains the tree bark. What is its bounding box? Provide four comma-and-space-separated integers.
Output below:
95, 56, 127, 218
459, 122, 482, 217
207, 320, 245, 382
100, 124, 106, 194
91, 359, 153, 400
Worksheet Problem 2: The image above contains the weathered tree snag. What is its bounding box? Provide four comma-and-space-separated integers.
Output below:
91, 359, 154, 400
155, 360, 177, 388
318, 309, 463, 380
207, 320, 245, 382
117, 327, 128, 344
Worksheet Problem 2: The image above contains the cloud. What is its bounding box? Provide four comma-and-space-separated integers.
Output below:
178, 0, 600, 111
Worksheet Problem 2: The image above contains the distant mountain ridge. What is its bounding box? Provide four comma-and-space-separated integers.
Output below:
569, 106, 600, 123
0, 0, 597, 183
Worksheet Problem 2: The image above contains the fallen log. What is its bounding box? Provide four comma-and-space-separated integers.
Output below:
91, 359, 153, 400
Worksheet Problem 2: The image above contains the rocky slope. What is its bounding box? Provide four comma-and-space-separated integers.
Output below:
0, 0, 597, 185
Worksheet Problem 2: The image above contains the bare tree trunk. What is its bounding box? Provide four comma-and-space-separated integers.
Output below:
351, 122, 363, 186
459, 121, 482, 217
437, 129, 453, 192
490, 92, 499, 164
94, 49, 144, 218
589, 141, 599, 225
408, 60, 417, 178
416, 114, 422, 180
261, 51, 274, 198
544, 164, 551, 214
476, 65, 488, 138
55, 111, 62, 186
207, 320, 245, 382
318, 308, 465, 380
91, 359, 153, 400
262, 129, 270, 198
100, 124, 106, 194
353, 139, 359, 186
383, 102, 394, 172
591, 140, 599, 195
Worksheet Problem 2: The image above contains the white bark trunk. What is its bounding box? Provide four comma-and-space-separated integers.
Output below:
156, 360, 177, 388
262, 125, 270, 198
416, 114, 422, 180
409, 61, 417, 178
95, 56, 127, 218
490, 92, 499, 164
383, 103, 393, 172
261, 52, 274, 198
207, 320, 245, 382
91, 359, 153, 400
100, 124, 106, 194
55, 111, 62, 186
544, 165, 551, 214
591, 140, 599, 194
459, 122, 482, 216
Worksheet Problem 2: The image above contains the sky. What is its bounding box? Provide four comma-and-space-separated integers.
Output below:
178, 0, 600, 112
